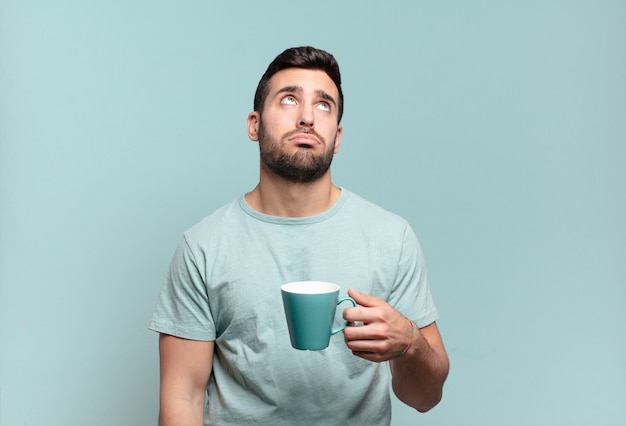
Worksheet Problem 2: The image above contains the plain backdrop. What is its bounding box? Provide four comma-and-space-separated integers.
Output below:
1, 1, 625, 425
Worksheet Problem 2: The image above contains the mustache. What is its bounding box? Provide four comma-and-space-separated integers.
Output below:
284, 128, 325, 144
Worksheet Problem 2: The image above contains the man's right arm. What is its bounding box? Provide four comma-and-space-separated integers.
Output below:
158, 333, 214, 426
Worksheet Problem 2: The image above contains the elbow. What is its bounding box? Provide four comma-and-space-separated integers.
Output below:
394, 368, 448, 413
413, 392, 442, 413
393, 349, 449, 413
414, 390, 443, 413
393, 384, 444, 413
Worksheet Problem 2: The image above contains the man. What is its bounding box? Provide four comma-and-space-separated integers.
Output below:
150, 46, 449, 425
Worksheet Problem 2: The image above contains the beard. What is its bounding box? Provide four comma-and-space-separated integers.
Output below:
257, 121, 337, 184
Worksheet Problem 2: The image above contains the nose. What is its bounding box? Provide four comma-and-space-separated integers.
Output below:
297, 104, 314, 129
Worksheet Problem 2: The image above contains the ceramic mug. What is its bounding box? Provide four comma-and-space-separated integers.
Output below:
281, 281, 356, 350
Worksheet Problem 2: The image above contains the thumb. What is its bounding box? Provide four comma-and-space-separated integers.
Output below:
348, 288, 384, 307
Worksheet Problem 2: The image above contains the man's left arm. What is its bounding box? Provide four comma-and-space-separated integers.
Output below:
343, 289, 449, 413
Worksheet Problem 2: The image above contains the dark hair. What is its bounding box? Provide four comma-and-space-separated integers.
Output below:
253, 46, 344, 122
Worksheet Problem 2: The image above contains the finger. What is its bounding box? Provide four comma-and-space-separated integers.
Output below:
351, 351, 387, 363
346, 339, 391, 362
342, 322, 373, 340
343, 323, 396, 355
346, 337, 396, 363
343, 305, 383, 324
348, 288, 385, 308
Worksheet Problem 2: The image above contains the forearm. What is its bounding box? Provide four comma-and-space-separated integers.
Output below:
342, 291, 449, 411
390, 326, 449, 412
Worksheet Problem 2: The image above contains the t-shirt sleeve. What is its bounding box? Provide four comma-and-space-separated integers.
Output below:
387, 223, 439, 328
149, 235, 216, 341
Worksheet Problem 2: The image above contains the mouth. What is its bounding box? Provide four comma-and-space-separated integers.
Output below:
288, 133, 319, 147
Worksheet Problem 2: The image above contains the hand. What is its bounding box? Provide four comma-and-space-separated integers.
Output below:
342, 288, 413, 362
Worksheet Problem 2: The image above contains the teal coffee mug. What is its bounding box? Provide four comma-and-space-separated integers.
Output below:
281, 281, 356, 350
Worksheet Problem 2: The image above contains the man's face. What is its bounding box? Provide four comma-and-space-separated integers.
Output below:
248, 68, 343, 183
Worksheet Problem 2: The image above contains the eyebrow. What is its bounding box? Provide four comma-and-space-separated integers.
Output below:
276, 85, 337, 108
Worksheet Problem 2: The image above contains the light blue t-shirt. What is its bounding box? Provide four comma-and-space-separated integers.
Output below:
150, 188, 438, 425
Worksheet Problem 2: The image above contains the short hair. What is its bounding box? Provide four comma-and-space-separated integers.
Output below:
253, 46, 344, 122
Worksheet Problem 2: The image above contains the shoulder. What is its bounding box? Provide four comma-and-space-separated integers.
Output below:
341, 189, 410, 230
182, 197, 243, 245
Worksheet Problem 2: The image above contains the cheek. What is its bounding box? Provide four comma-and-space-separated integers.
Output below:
320, 124, 340, 143
264, 113, 294, 134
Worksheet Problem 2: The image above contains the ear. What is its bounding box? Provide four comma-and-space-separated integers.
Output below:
247, 111, 260, 141
333, 124, 343, 154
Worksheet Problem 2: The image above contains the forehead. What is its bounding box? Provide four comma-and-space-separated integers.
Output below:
266, 68, 339, 100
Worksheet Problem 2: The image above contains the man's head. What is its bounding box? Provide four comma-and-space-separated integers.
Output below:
253, 46, 344, 123
248, 47, 344, 184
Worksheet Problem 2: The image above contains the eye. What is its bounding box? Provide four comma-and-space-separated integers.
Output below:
280, 95, 297, 105
316, 101, 330, 112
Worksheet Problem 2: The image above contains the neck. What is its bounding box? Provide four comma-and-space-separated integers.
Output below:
245, 171, 340, 217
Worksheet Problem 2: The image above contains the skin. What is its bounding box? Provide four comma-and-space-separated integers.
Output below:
245, 68, 343, 217
158, 68, 449, 425
344, 290, 449, 412
158, 335, 213, 426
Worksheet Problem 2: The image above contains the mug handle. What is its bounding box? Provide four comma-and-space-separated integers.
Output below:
331, 296, 357, 335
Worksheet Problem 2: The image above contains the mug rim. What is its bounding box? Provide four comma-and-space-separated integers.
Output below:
281, 281, 340, 294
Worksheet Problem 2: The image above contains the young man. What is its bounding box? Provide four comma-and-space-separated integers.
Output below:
150, 46, 449, 425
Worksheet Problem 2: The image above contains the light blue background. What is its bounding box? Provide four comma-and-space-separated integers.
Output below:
1, 1, 625, 425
